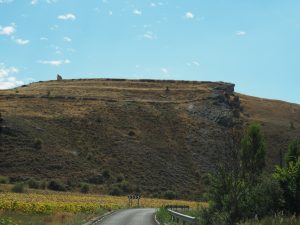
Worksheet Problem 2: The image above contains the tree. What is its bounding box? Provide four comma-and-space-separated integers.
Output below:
205, 128, 247, 224
240, 123, 266, 185
274, 139, 300, 214
274, 158, 300, 214
285, 139, 300, 165
204, 124, 275, 224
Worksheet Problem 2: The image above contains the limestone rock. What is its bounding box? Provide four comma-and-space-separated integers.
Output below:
57, 74, 63, 81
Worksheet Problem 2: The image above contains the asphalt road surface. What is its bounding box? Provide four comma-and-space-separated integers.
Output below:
95, 208, 158, 225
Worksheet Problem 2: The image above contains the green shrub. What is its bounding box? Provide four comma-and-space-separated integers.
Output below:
0, 218, 18, 225
109, 185, 122, 196
33, 138, 42, 150
28, 178, 40, 189
66, 179, 77, 190
88, 174, 104, 184
102, 169, 111, 180
245, 175, 283, 217
119, 181, 131, 193
273, 139, 300, 215
116, 174, 124, 183
239, 214, 300, 225
285, 139, 300, 165
80, 184, 90, 194
11, 183, 25, 193
47, 180, 66, 191
39, 180, 47, 189
198, 208, 229, 225
274, 158, 300, 215
0, 176, 9, 184
164, 190, 176, 200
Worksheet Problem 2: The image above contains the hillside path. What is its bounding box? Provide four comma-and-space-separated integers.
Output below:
95, 208, 158, 225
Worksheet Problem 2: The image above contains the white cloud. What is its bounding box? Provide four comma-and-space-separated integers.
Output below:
192, 61, 200, 66
187, 61, 200, 67
150, 2, 156, 7
0, 78, 24, 89
0, 64, 18, 78
38, 59, 71, 66
40, 37, 48, 41
185, 12, 194, 19
15, 38, 30, 45
31, 0, 38, 5
236, 31, 246, 36
0, 63, 23, 89
63, 36, 72, 42
108, 11, 113, 16
161, 68, 168, 74
50, 25, 58, 30
143, 31, 157, 40
58, 13, 76, 21
133, 9, 142, 16
31, 0, 58, 5
0, 25, 15, 35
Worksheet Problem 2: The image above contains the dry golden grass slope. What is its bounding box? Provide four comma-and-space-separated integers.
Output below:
0, 79, 299, 199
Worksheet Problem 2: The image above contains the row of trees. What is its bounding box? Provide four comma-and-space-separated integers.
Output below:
202, 123, 300, 225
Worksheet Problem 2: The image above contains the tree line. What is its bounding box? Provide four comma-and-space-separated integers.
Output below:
201, 123, 300, 225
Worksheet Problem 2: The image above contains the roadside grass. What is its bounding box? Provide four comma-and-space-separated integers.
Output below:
156, 208, 300, 225
239, 214, 300, 225
0, 210, 104, 225
156, 206, 205, 225
156, 207, 180, 225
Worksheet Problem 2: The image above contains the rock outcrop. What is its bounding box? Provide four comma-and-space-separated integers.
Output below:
57, 74, 63, 81
189, 82, 241, 127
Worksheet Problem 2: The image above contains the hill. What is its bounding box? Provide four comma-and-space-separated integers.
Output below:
0, 79, 299, 199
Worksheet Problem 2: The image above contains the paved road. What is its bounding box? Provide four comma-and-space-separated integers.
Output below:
95, 208, 158, 225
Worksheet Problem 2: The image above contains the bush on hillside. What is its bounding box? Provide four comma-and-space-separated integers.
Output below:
80, 184, 90, 194
102, 169, 111, 180
88, 174, 104, 184
11, 183, 25, 193
164, 190, 177, 200
0, 176, 9, 184
109, 184, 122, 196
33, 138, 42, 150
285, 139, 300, 165
119, 181, 132, 193
66, 179, 77, 190
40, 180, 47, 189
116, 174, 124, 183
47, 180, 66, 192
28, 178, 40, 189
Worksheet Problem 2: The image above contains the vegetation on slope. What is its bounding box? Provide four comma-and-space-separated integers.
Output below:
157, 123, 300, 225
0, 79, 299, 199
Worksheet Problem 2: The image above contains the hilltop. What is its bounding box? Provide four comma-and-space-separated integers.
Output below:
0, 79, 299, 199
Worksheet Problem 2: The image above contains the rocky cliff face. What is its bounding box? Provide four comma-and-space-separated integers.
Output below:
0, 79, 299, 199
188, 82, 241, 128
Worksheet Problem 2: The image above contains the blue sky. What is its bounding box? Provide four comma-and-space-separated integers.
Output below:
0, 0, 299, 103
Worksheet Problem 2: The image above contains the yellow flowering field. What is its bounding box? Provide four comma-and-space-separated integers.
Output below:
0, 191, 203, 215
